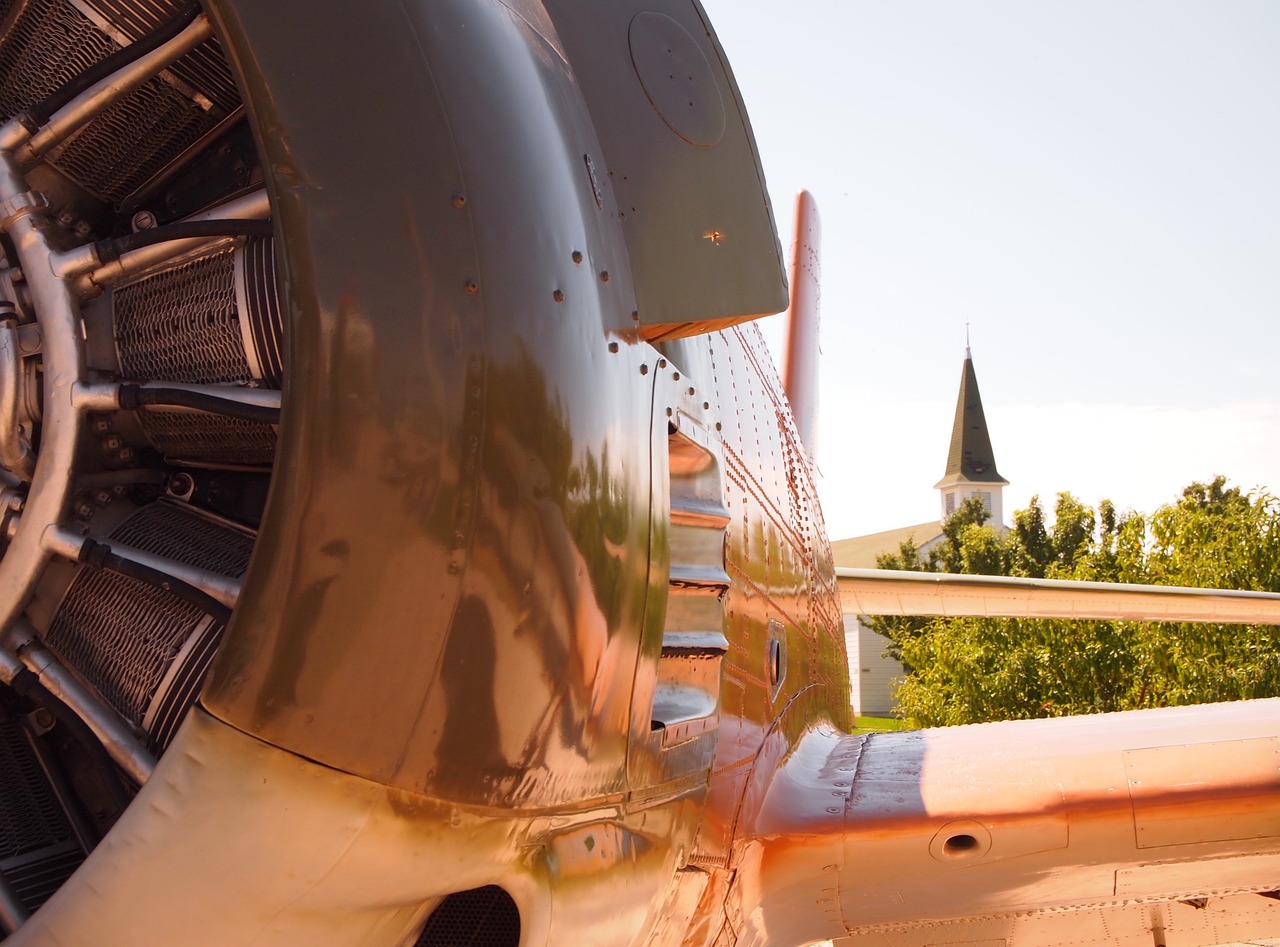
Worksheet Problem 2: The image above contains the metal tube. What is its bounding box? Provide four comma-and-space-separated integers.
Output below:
781, 189, 821, 457
17, 16, 214, 163
73, 380, 282, 413
5, 632, 155, 785
69, 189, 271, 292
0, 162, 86, 638
44, 526, 242, 610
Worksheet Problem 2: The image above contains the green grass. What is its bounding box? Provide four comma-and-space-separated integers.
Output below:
853, 715, 909, 733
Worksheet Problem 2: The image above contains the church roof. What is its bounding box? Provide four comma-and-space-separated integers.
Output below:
830, 521, 944, 569
934, 348, 1008, 488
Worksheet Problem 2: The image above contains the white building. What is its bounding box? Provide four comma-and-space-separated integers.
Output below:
833, 346, 1007, 717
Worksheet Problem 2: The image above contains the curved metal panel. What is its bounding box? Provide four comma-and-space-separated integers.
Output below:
203, 0, 657, 808
540, 0, 788, 337
7, 708, 694, 946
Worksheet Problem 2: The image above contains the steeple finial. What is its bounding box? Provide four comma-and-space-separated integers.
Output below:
965, 322, 971, 360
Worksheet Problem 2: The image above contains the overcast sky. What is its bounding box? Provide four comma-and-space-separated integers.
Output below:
696, 0, 1280, 540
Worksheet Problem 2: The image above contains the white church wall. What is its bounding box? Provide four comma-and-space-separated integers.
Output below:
845, 613, 903, 717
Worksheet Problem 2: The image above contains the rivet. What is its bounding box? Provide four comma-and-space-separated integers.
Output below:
572, 251, 583, 264
553, 289, 565, 302
464, 280, 479, 294
640, 364, 649, 375
658, 358, 667, 368
452, 193, 467, 208
608, 342, 619, 353
666, 407, 673, 417
672, 371, 680, 381
599, 270, 610, 282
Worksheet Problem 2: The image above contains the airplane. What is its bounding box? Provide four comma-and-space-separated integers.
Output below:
0, 1, 1278, 945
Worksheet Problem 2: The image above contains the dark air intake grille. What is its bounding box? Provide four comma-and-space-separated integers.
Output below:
0, 714, 84, 913
136, 410, 277, 466
113, 239, 282, 466
50, 67, 225, 204
0, 717, 73, 860
83, 0, 240, 112
115, 245, 248, 385
45, 502, 253, 734
0, 0, 240, 205
0, 0, 116, 118
415, 887, 521, 947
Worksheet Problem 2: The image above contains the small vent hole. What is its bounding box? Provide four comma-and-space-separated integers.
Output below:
944, 834, 978, 855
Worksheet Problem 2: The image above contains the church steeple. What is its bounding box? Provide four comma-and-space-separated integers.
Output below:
933, 344, 1008, 524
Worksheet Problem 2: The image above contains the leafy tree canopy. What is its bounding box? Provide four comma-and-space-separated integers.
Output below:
867, 477, 1280, 727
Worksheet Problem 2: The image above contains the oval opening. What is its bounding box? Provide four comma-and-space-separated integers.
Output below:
943, 833, 979, 855
416, 885, 520, 947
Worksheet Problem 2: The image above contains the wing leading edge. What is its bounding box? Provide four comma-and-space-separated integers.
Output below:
839, 567, 1280, 625
736, 699, 1280, 946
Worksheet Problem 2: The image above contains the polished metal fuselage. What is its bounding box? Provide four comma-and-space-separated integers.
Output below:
8, 1, 847, 943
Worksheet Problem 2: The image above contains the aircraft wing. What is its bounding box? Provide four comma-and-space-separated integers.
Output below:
739, 699, 1280, 947
837, 567, 1280, 626
729, 570, 1280, 946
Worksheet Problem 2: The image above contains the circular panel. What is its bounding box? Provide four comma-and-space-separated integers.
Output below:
929, 819, 993, 863
628, 12, 725, 147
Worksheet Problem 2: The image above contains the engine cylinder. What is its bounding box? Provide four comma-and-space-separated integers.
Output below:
109, 235, 283, 466
43, 500, 254, 753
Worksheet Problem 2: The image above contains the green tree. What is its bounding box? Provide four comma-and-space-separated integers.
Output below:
870, 477, 1280, 726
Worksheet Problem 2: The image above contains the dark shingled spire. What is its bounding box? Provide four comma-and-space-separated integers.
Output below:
934, 347, 1008, 488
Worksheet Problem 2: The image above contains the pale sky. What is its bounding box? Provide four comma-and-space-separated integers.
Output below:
697, 0, 1280, 540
